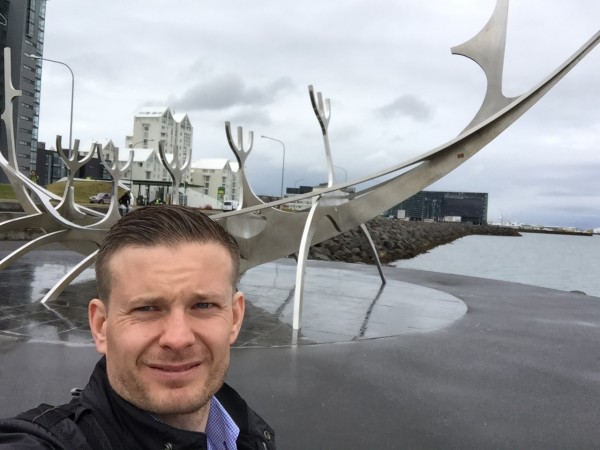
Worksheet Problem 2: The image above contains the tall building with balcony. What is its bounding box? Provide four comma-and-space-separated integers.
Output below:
125, 107, 193, 179
0, 0, 47, 182
123, 107, 193, 203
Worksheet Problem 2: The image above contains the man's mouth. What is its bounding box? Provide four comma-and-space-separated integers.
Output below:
148, 362, 201, 373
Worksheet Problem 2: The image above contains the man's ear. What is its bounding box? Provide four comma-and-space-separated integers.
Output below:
89, 298, 108, 354
229, 291, 245, 345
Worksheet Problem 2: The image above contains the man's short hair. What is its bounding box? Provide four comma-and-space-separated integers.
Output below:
95, 205, 240, 301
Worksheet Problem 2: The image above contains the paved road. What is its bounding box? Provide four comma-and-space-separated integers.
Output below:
1, 259, 599, 449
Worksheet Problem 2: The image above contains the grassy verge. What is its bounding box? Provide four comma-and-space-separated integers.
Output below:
1, 180, 127, 204
0, 184, 16, 200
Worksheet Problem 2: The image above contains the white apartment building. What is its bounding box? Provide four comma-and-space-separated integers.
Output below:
118, 147, 162, 183
119, 107, 194, 203
117, 147, 166, 203
188, 158, 240, 205
125, 107, 193, 171
79, 139, 119, 163
173, 113, 193, 164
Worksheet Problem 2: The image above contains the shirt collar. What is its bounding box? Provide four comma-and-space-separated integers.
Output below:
206, 395, 240, 450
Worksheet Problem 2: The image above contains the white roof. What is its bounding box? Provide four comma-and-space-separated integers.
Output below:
77, 139, 117, 154
191, 158, 230, 170
173, 112, 188, 123
135, 106, 171, 118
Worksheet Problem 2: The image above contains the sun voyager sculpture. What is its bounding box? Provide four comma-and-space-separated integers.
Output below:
1, 0, 598, 330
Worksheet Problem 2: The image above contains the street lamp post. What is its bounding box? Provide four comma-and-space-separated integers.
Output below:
261, 135, 286, 198
333, 165, 348, 182
27, 54, 74, 157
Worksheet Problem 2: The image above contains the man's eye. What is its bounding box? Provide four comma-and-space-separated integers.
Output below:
135, 306, 158, 312
193, 303, 212, 310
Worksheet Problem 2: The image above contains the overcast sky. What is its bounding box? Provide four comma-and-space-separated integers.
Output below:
36, 0, 599, 228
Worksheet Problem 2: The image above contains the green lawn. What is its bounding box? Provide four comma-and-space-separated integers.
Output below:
0, 184, 16, 200
1, 180, 127, 204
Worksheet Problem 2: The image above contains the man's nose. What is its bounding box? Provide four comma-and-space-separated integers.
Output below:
158, 311, 195, 350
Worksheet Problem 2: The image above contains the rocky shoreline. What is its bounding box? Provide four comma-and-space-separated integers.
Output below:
309, 218, 521, 264
1, 205, 521, 264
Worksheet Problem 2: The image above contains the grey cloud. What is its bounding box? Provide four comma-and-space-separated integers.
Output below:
228, 108, 273, 128
375, 94, 433, 121
172, 74, 294, 111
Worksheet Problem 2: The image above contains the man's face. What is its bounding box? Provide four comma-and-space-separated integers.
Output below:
89, 242, 245, 419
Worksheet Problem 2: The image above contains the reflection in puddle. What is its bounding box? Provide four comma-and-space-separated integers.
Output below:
0, 250, 466, 347
0, 248, 96, 345
238, 261, 466, 346
31, 263, 95, 302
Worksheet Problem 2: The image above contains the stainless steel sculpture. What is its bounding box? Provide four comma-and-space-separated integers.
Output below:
1, 0, 598, 330
158, 141, 192, 206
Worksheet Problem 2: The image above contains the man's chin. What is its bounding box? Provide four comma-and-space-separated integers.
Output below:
144, 391, 211, 417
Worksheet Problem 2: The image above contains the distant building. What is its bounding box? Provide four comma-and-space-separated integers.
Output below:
385, 191, 488, 224
122, 107, 194, 204
124, 106, 193, 173
29, 140, 114, 185
70, 139, 116, 182
77, 139, 118, 163
286, 185, 315, 195
188, 158, 240, 206
284, 185, 315, 210
172, 112, 193, 164
0, 0, 47, 182
117, 146, 167, 204
34, 141, 62, 186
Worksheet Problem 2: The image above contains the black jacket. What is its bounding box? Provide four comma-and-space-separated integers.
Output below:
0, 357, 276, 449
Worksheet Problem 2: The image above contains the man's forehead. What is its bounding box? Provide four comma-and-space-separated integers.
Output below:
105, 242, 237, 294
108, 241, 232, 261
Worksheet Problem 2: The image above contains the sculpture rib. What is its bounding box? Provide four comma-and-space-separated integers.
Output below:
0, 212, 58, 235
158, 141, 192, 205
41, 250, 98, 304
0, 157, 116, 231
0, 230, 69, 271
0, 229, 100, 272
293, 198, 321, 330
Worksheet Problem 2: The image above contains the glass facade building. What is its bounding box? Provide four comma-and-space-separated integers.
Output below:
384, 191, 488, 224
0, 0, 46, 182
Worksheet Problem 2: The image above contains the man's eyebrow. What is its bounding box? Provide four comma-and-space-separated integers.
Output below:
190, 291, 233, 303
127, 296, 164, 306
190, 292, 220, 301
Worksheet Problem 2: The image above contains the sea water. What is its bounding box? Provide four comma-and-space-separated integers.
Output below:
392, 232, 600, 298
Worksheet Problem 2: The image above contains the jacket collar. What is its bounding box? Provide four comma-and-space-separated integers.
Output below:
81, 357, 275, 449
82, 357, 209, 449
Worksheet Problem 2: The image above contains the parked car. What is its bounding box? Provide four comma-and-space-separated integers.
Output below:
89, 193, 111, 204
222, 200, 239, 211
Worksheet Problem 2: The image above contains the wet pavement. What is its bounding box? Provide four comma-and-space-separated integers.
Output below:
0, 242, 466, 346
2, 241, 600, 449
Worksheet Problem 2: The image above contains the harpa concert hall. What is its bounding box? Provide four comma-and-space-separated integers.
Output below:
384, 191, 488, 225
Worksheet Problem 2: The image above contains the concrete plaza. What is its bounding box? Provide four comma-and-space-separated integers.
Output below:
1, 242, 599, 448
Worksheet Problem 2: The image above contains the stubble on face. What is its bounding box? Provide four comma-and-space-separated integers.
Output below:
108, 344, 231, 417
95, 243, 243, 427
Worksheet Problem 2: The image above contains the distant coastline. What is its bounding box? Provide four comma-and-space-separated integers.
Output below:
512, 227, 593, 237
